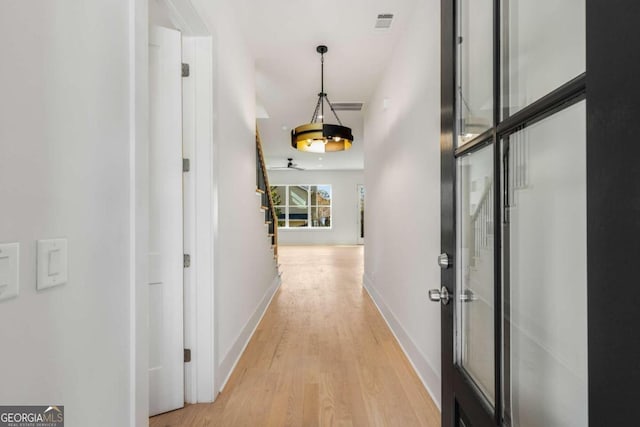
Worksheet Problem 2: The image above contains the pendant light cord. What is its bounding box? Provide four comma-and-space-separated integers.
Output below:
309, 47, 344, 126
321, 53, 324, 123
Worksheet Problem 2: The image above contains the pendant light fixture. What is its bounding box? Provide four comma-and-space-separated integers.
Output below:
291, 45, 354, 153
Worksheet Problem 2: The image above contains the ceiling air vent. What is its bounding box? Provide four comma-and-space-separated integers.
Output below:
331, 102, 364, 111
375, 13, 394, 29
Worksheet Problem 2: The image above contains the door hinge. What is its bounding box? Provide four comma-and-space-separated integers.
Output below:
183, 254, 191, 268
183, 158, 190, 172
184, 348, 191, 363
182, 63, 190, 77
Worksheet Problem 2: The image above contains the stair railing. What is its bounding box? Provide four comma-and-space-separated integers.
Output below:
255, 127, 278, 259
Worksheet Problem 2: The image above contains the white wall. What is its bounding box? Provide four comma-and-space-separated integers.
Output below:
0, 1, 278, 425
0, 1, 136, 425
269, 170, 364, 245
363, 0, 442, 407
149, 0, 175, 28
191, 0, 280, 393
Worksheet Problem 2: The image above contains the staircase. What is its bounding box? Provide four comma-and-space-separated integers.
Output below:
255, 128, 278, 261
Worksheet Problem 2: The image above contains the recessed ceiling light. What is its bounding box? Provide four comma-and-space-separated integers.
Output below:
318, 157, 323, 160
317, 164, 324, 167
281, 125, 288, 131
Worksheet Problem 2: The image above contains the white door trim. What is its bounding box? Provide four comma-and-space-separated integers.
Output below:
181, 35, 216, 404
130, 0, 150, 424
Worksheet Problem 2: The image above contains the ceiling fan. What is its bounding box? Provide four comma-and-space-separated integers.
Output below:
271, 158, 305, 171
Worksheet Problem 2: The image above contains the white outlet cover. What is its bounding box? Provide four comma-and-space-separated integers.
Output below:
37, 239, 68, 290
0, 243, 19, 302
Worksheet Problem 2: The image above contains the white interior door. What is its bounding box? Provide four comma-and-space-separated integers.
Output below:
148, 25, 184, 417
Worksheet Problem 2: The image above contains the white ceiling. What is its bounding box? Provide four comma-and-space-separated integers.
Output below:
236, 0, 419, 170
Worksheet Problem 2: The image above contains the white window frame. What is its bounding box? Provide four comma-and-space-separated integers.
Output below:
272, 184, 332, 230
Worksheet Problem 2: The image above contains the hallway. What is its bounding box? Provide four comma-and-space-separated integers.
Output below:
151, 246, 440, 426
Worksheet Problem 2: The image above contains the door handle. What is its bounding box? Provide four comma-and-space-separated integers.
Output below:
428, 287, 450, 305
438, 253, 451, 269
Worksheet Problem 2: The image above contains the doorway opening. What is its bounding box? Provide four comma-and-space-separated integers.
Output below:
357, 184, 365, 245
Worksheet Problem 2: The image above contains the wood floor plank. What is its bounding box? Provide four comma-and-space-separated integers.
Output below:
150, 246, 441, 427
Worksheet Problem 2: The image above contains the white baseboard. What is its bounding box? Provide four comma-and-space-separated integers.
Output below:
363, 273, 442, 409
216, 273, 281, 392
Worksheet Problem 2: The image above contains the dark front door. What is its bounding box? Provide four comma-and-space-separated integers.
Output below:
437, 0, 640, 426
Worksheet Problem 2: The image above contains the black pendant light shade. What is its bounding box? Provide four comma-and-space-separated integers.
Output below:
291, 123, 353, 153
291, 46, 354, 153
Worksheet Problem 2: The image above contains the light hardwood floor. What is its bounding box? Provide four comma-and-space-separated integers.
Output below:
150, 245, 440, 426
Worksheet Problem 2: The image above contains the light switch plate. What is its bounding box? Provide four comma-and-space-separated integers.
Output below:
37, 239, 68, 290
0, 243, 19, 302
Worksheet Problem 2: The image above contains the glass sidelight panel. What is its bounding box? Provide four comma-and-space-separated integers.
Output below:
457, 0, 494, 146
456, 144, 495, 405
502, 0, 585, 117
502, 101, 587, 426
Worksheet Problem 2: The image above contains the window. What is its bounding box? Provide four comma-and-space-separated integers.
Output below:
270, 185, 332, 229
